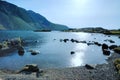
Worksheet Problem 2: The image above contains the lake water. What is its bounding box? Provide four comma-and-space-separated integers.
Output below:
0, 31, 119, 70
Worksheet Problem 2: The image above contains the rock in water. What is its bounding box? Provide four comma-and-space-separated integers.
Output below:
102, 43, 108, 50
17, 46, 24, 56
28, 50, 40, 55
102, 49, 110, 56
109, 45, 118, 50
31, 51, 39, 55
71, 51, 75, 55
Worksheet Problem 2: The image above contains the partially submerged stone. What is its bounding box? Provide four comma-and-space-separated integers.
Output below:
109, 45, 118, 50
71, 51, 75, 55
31, 51, 39, 55
17, 46, 25, 56
28, 50, 40, 55
102, 43, 108, 50
102, 49, 110, 56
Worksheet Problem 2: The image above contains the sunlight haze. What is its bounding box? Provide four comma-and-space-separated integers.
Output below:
6, 0, 120, 29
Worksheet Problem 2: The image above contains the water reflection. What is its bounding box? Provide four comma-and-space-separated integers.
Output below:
71, 43, 88, 66
70, 33, 90, 66
71, 52, 84, 66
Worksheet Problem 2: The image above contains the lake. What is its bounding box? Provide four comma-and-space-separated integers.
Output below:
0, 31, 119, 70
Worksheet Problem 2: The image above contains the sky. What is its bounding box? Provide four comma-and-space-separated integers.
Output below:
6, 0, 120, 29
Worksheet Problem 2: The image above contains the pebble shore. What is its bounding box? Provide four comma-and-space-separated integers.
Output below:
0, 53, 120, 80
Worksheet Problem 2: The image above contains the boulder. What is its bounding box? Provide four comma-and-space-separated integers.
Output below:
102, 43, 108, 50
19, 64, 39, 73
113, 47, 120, 53
102, 49, 110, 56
109, 45, 118, 50
114, 58, 120, 66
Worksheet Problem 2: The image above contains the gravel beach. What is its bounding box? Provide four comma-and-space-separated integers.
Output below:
0, 53, 120, 80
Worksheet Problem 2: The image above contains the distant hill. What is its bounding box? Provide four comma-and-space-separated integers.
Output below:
0, 1, 69, 30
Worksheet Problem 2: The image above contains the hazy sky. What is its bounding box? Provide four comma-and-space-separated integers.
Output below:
6, 0, 120, 29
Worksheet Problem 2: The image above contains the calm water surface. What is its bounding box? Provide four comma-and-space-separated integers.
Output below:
0, 31, 119, 70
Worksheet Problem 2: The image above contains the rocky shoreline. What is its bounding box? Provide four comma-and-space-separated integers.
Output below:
62, 27, 120, 35
0, 52, 120, 80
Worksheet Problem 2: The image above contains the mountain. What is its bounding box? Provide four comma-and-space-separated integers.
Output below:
0, 1, 69, 30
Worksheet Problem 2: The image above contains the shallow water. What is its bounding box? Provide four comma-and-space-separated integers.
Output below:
0, 31, 119, 70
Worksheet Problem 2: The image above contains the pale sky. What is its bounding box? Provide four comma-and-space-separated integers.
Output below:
6, 0, 120, 29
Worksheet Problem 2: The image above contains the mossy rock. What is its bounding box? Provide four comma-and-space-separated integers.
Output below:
114, 58, 120, 66
113, 47, 120, 53
116, 64, 120, 70
19, 64, 39, 73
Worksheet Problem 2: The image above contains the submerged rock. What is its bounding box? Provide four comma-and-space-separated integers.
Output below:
80, 41, 87, 43
87, 43, 94, 46
109, 40, 115, 43
104, 39, 115, 43
60, 39, 63, 42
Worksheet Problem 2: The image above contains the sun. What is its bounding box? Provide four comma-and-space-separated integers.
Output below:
71, 0, 88, 8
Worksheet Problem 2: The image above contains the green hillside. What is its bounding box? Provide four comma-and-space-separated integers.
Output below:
0, 1, 69, 30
